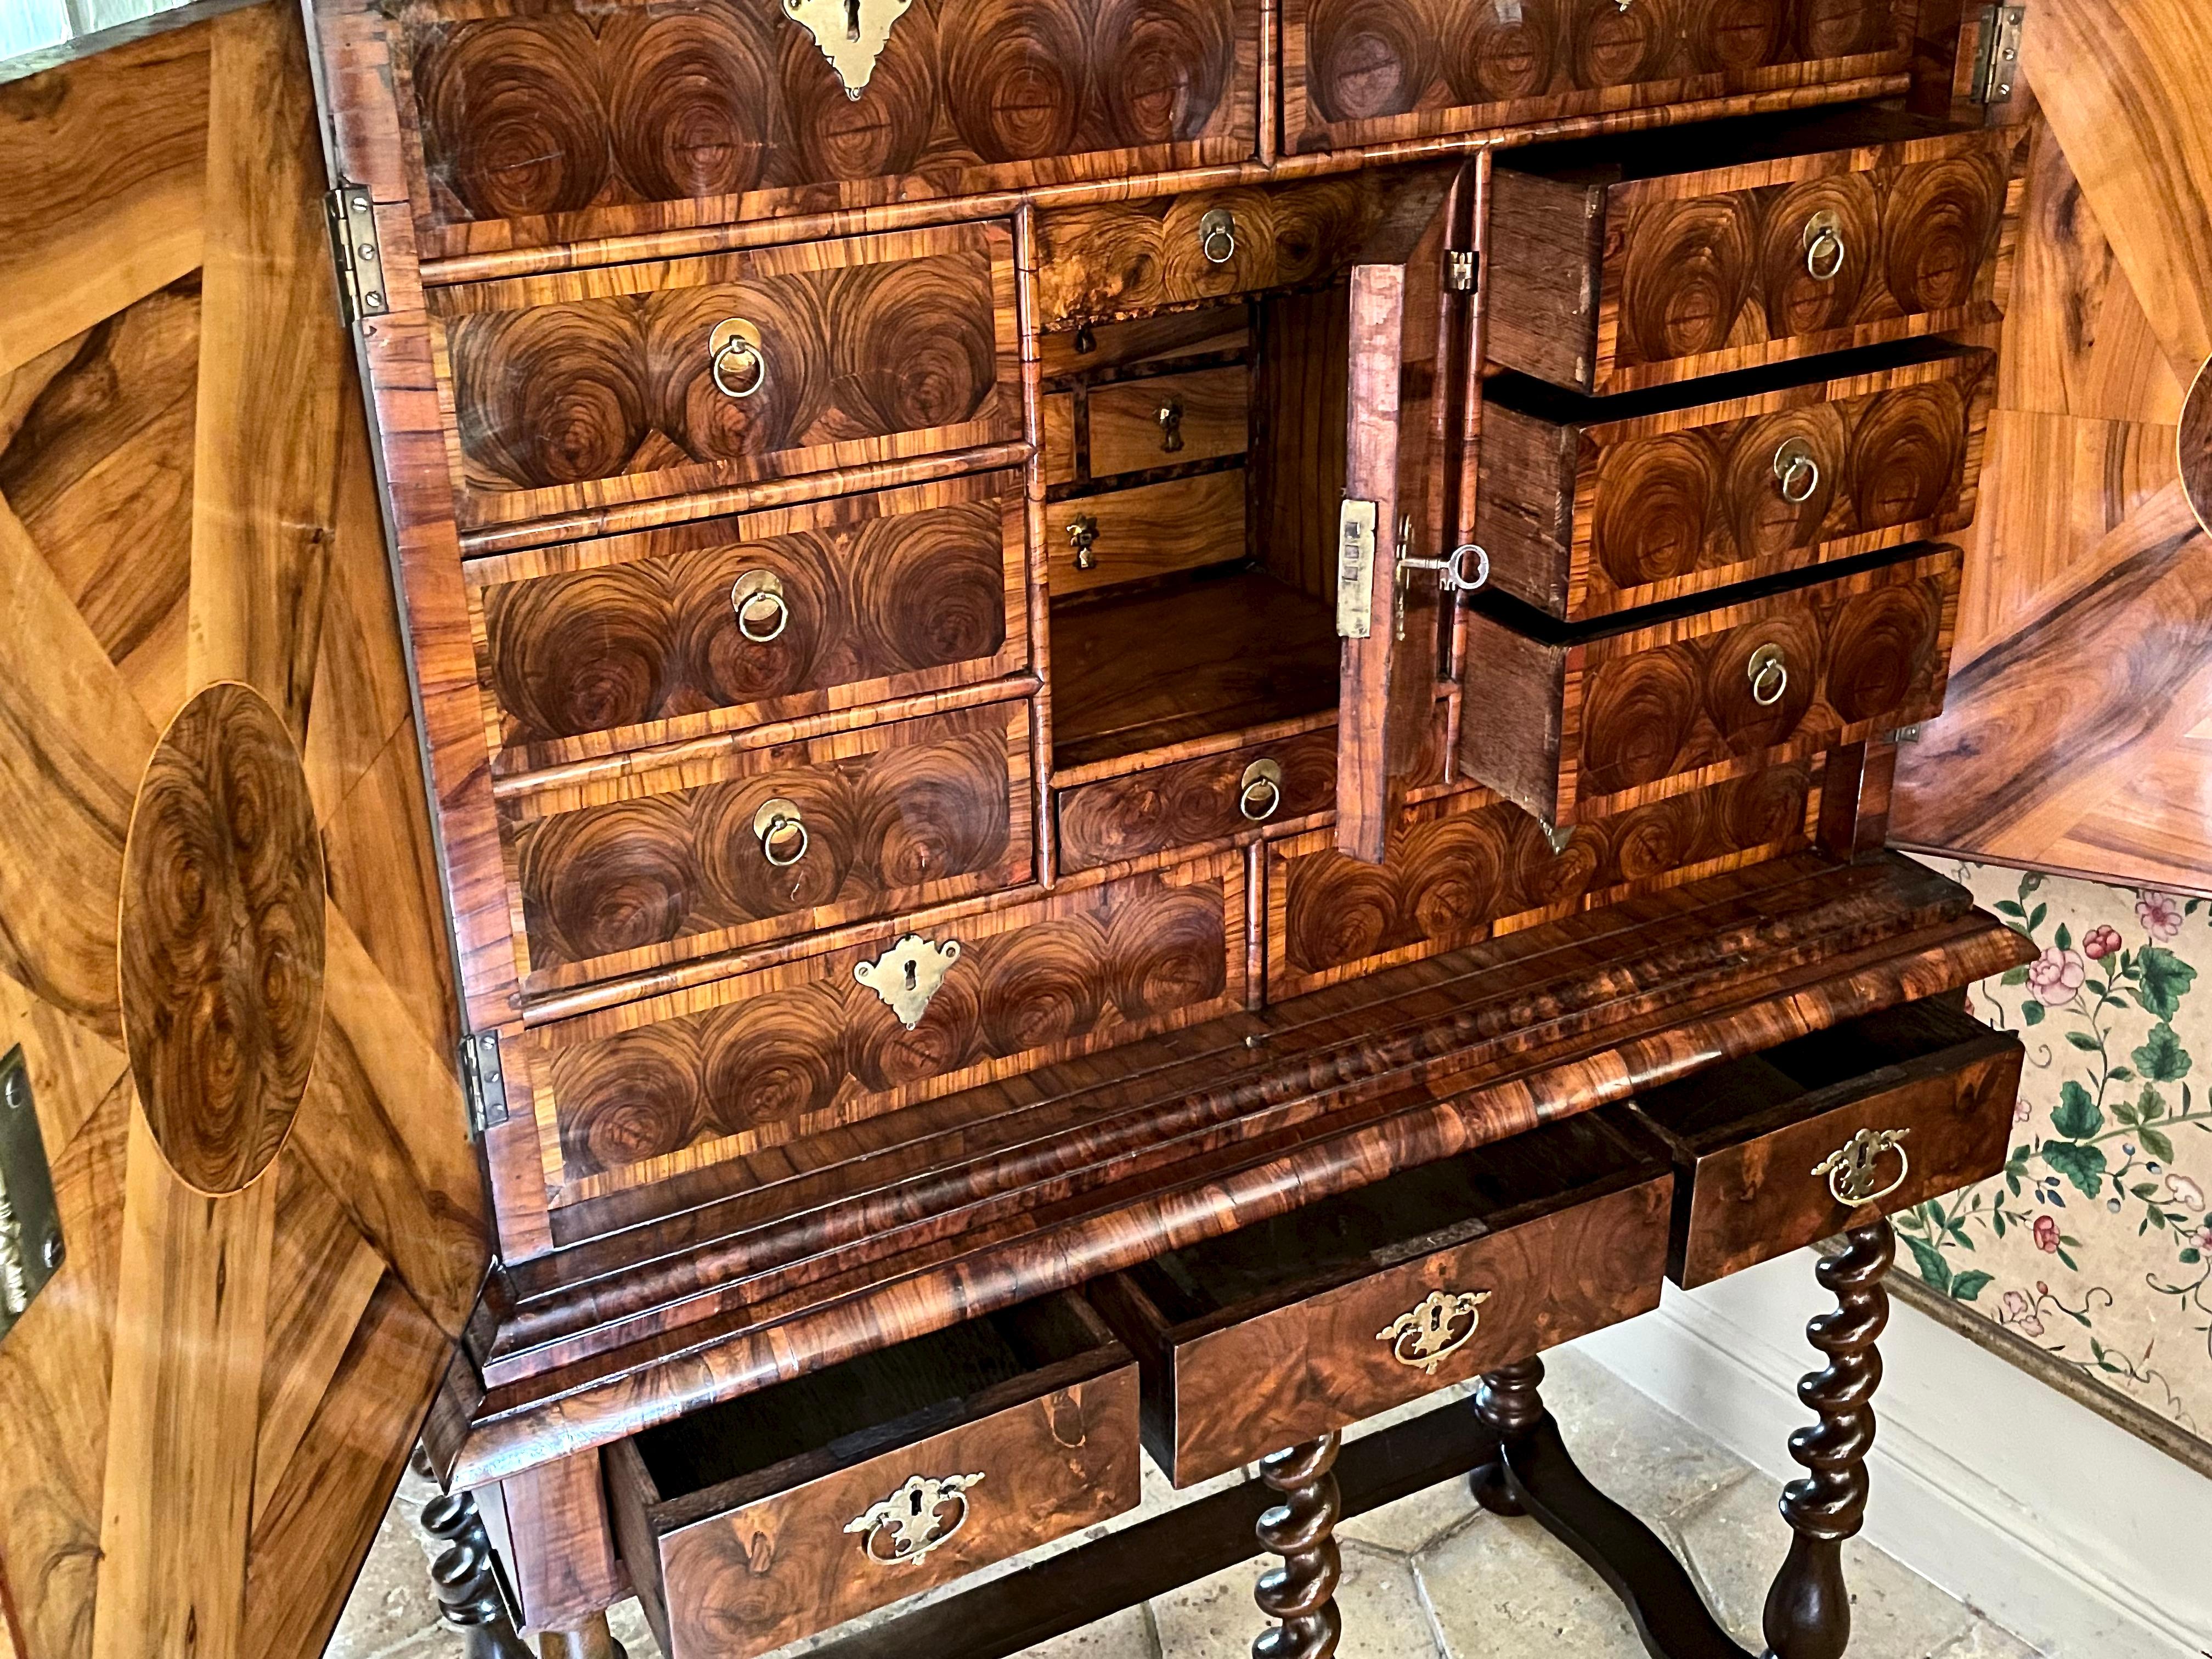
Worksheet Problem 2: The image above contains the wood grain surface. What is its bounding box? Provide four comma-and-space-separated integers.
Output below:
1057, 728, 1339, 872
1045, 468, 1248, 594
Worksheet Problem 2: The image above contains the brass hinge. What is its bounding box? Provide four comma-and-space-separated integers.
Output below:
458, 1031, 511, 1139
1444, 249, 1479, 294
1971, 4, 2024, 104
325, 183, 391, 328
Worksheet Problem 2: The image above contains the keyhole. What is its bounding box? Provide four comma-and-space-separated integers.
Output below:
904, 960, 918, 991
846, 0, 861, 39
907, 1489, 925, 1515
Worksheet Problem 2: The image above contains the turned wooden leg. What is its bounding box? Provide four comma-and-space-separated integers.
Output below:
1467, 1355, 1546, 1516
1762, 1221, 1893, 1659
419, 1485, 533, 1659
537, 1613, 625, 1659
1251, 1433, 1342, 1659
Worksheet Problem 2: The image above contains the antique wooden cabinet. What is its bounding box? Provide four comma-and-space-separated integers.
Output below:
15, 0, 2179, 1657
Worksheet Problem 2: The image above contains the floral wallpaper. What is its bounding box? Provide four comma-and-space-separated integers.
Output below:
1905, 860, 2212, 1449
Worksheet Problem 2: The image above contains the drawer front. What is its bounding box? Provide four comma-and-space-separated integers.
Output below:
1047, 470, 1246, 594
431, 223, 1020, 529
1159, 1177, 1670, 1483
520, 855, 1248, 1199
1039, 304, 1253, 379
505, 702, 1032, 988
1090, 364, 1251, 476
1660, 1009, 2026, 1286
625, 1362, 1139, 1659
470, 473, 1028, 766
1266, 768, 1816, 1000
1058, 728, 1337, 872
1481, 347, 1995, 620
386, 0, 1260, 257
1282, 0, 1906, 155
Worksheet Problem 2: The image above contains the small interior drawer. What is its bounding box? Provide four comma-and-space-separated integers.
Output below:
1048, 470, 1247, 595
1090, 1110, 1673, 1486
1090, 365, 1251, 477
1056, 726, 1337, 872
1632, 998, 2025, 1288
606, 1294, 1140, 1659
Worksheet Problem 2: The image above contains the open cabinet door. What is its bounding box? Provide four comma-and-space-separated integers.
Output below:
1335, 166, 1477, 862
0, 7, 489, 1658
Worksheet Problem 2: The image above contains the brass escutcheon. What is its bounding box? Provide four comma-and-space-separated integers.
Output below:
844, 1471, 985, 1566
1813, 1126, 1912, 1207
1376, 1289, 1492, 1375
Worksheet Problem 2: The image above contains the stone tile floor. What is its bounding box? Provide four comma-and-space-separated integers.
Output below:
329, 1349, 2038, 1659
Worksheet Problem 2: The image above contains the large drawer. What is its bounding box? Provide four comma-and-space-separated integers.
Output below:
468, 472, 1029, 769
516, 854, 1248, 1200
429, 223, 1021, 529
1457, 543, 1959, 828
1632, 997, 2024, 1287
1480, 343, 1995, 621
1280, 0, 1909, 157
1487, 111, 2023, 394
1090, 1110, 1672, 1485
606, 1294, 1140, 1659
377, 0, 1261, 258
503, 700, 1033, 990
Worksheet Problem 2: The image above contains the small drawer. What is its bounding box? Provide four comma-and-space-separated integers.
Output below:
1057, 728, 1337, 872
1048, 470, 1246, 594
1280, 0, 1908, 156
606, 1294, 1141, 1659
1458, 543, 1960, 827
1487, 111, 2024, 394
1480, 343, 1995, 621
1090, 1111, 1672, 1485
468, 472, 1028, 768
1090, 365, 1251, 476
1040, 304, 1253, 379
430, 223, 1020, 529
1265, 767, 1818, 1000
503, 701, 1032, 989
516, 854, 1248, 1199
1632, 998, 2025, 1288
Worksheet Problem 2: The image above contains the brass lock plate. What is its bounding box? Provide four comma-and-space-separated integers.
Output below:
0, 1047, 63, 1347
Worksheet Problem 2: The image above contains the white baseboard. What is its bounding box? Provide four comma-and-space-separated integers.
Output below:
1569, 1252, 2212, 1658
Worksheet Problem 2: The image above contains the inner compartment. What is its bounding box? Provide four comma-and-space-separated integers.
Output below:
1120, 1108, 1667, 1324
630, 1294, 1111, 1500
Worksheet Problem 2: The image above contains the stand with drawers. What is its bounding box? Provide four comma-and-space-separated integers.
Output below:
296, 2, 2039, 1655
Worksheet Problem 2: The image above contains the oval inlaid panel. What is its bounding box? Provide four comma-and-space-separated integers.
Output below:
2180, 356, 2212, 535
119, 682, 326, 1194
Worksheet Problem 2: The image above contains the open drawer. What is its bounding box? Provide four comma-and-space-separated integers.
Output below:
1088, 1110, 1673, 1486
1630, 997, 2025, 1289
605, 1294, 1139, 1659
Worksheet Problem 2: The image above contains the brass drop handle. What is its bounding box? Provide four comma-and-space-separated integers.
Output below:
1812, 1127, 1912, 1207
844, 1471, 986, 1566
1804, 210, 1846, 283
731, 570, 790, 642
1065, 513, 1099, 572
1748, 642, 1789, 708
1375, 1289, 1492, 1376
1157, 397, 1185, 453
709, 317, 768, 399
1199, 207, 1237, 267
1238, 758, 1285, 822
1773, 437, 1821, 505
753, 797, 810, 868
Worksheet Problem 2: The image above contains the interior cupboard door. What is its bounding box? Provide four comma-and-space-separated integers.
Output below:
1335, 165, 1477, 862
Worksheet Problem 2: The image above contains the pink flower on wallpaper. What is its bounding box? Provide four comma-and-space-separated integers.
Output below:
2137, 890, 2185, 940
2195, 1226, 2212, 1252
2000, 1290, 2045, 1336
2014, 1094, 2033, 1123
2033, 1214, 2062, 1253
2168, 1173, 2207, 1212
2084, 924, 2124, 961
2027, 946, 2087, 1006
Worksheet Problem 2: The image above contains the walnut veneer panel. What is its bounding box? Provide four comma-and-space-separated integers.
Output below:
340, 0, 1260, 259
429, 221, 1022, 529
467, 470, 1028, 770
1045, 468, 1248, 594
1480, 343, 1995, 619
1057, 729, 1339, 873
1280, 0, 1913, 157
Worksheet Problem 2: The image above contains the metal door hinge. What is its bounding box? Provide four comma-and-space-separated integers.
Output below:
1444, 249, 1479, 294
0, 1047, 63, 1349
325, 183, 390, 328
1971, 4, 2024, 104
459, 1031, 510, 1139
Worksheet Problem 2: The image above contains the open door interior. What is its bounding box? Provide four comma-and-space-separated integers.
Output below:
0, 8, 489, 1657
1334, 166, 1478, 862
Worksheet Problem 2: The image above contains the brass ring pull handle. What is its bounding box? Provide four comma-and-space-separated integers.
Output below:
1804, 210, 1846, 283
1747, 643, 1789, 708
1773, 438, 1821, 505
1238, 758, 1285, 822
709, 318, 767, 399
1812, 1126, 1912, 1207
730, 570, 789, 642
753, 797, 809, 868
1199, 207, 1237, 267
1375, 1289, 1492, 1376
843, 1471, 986, 1566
